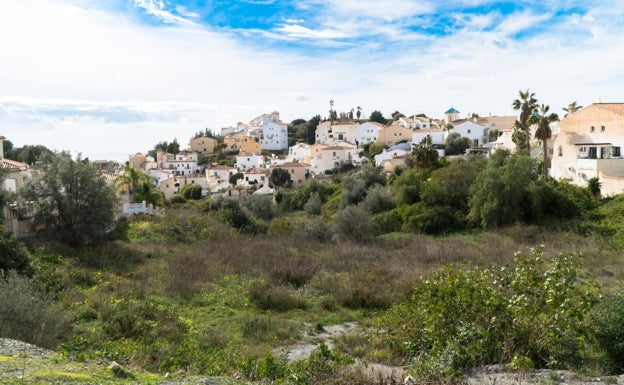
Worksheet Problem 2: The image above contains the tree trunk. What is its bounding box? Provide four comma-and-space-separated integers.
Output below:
543, 139, 548, 181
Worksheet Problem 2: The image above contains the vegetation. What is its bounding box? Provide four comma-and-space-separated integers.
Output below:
6, 93, 624, 384
20, 152, 118, 246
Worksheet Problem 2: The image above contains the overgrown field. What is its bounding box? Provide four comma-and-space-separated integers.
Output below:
3, 197, 624, 384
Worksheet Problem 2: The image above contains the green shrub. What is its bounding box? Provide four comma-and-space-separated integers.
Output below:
333, 205, 379, 242
373, 209, 402, 234
242, 194, 276, 221
590, 289, 624, 373
303, 191, 322, 215
380, 247, 600, 379
0, 230, 32, 274
180, 184, 203, 200
248, 280, 308, 311
168, 194, 187, 205
268, 217, 294, 236
0, 270, 72, 349
400, 203, 459, 234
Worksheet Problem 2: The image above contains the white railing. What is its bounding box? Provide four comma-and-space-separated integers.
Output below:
122, 201, 153, 215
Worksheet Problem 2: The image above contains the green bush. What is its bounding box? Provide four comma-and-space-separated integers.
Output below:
180, 184, 203, 200
0, 230, 32, 274
0, 270, 72, 349
333, 205, 379, 242
399, 203, 459, 234
303, 191, 322, 215
590, 290, 624, 373
168, 194, 187, 205
248, 280, 308, 311
373, 209, 403, 234
380, 247, 600, 379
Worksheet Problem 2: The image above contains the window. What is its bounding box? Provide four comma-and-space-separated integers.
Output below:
590, 126, 595, 132
613, 147, 621, 157
467, 129, 471, 134
601, 125, 606, 132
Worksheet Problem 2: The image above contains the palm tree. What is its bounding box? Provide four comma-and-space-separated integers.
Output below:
412, 135, 438, 169
115, 164, 143, 203
563, 101, 583, 117
587, 177, 601, 199
135, 174, 164, 206
356, 106, 362, 122
512, 89, 538, 150
530, 104, 559, 181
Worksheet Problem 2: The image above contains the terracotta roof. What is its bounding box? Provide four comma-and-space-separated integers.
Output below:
245, 167, 269, 174
2, 158, 28, 171
278, 162, 311, 168
323, 145, 352, 150
594, 103, 624, 116
209, 165, 236, 170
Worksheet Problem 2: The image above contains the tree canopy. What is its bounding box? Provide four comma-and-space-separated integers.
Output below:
21, 152, 118, 246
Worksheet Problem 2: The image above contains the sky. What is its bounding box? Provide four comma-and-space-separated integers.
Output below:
1, 0, 623, 162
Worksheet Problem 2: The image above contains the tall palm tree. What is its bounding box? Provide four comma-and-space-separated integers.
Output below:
512, 89, 538, 151
531, 104, 559, 181
115, 164, 143, 203
412, 135, 438, 169
563, 101, 583, 117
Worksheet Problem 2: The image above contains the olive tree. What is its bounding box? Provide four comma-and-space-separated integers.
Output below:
21, 152, 118, 245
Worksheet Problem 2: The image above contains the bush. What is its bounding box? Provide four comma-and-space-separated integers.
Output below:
380, 247, 600, 379
180, 184, 203, 200
373, 209, 402, 234
168, 194, 187, 205
0, 270, 72, 349
303, 192, 322, 216
242, 194, 276, 221
333, 205, 379, 242
400, 203, 459, 234
590, 290, 624, 373
0, 230, 32, 274
361, 185, 395, 214
248, 280, 308, 311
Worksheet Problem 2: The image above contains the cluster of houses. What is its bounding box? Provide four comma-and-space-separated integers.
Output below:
4, 102, 624, 233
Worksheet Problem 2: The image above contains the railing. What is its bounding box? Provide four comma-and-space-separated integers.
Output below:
122, 201, 153, 215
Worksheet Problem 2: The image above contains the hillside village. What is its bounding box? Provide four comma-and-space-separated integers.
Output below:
4, 102, 624, 234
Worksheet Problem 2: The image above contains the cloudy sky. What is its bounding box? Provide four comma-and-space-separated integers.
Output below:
1, 0, 623, 161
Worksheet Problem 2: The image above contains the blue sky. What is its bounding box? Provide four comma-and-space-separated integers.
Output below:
1, 0, 622, 161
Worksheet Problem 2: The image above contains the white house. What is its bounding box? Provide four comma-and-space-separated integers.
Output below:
206, 164, 238, 192
398, 115, 433, 130
412, 128, 446, 146
241, 167, 269, 188
286, 142, 311, 162
260, 120, 289, 151
449, 121, 489, 147
310, 145, 359, 174
354, 122, 384, 146
374, 148, 410, 167
236, 152, 265, 172
159, 151, 201, 176
315, 121, 357, 145
551, 103, 624, 195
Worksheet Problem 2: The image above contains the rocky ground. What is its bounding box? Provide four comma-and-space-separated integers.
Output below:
2, 334, 624, 385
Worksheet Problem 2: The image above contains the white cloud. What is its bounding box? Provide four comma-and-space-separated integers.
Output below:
1, 0, 624, 162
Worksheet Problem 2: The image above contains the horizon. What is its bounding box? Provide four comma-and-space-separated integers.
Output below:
1, 0, 622, 162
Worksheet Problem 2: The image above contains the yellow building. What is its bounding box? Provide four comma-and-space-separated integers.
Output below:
224, 133, 253, 152
189, 136, 217, 154
376, 124, 413, 145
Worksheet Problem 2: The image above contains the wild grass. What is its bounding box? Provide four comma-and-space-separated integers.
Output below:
21, 206, 624, 378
